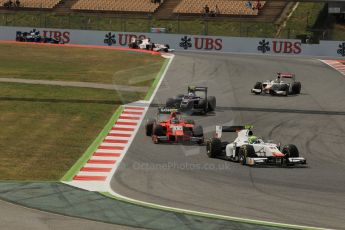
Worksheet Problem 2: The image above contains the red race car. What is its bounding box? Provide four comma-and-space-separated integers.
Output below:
145, 107, 204, 144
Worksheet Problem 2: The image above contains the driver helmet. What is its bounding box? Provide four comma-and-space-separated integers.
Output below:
248, 135, 258, 144
171, 117, 179, 124
188, 91, 195, 97
276, 73, 281, 83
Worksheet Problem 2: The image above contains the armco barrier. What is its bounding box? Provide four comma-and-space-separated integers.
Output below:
1, 25, 345, 57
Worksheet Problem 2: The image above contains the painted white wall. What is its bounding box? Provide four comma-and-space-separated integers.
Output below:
1, 26, 345, 57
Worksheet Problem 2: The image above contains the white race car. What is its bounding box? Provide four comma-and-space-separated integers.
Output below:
128, 38, 174, 52
206, 125, 307, 166
251, 73, 301, 96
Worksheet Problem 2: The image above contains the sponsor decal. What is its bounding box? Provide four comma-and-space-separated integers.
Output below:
42, 30, 70, 43
180, 36, 192, 50
337, 42, 345, 56
15, 28, 70, 44
258, 39, 301, 54
104, 32, 116, 46
179, 36, 222, 51
103, 33, 147, 46
258, 39, 270, 53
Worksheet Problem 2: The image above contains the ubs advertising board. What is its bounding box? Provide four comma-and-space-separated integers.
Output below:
1, 26, 345, 57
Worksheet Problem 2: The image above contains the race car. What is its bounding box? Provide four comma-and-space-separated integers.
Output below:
128, 37, 173, 52
16, 30, 63, 44
251, 72, 301, 96
145, 107, 204, 144
206, 125, 307, 166
165, 86, 216, 115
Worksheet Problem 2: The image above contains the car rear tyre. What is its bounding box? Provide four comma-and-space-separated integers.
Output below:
207, 96, 216, 111
206, 138, 222, 158
292, 82, 301, 94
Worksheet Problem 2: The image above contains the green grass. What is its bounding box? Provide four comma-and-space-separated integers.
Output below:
279, 2, 326, 39
0, 5, 336, 39
0, 43, 165, 180
0, 11, 275, 37
0, 43, 164, 86
330, 24, 345, 41
0, 83, 145, 180
0, 83, 144, 180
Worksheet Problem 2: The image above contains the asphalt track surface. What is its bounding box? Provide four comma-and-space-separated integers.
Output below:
0, 199, 139, 230
111, 52, 345, 229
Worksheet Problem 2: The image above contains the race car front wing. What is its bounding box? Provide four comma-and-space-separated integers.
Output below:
246, 157, 307, 166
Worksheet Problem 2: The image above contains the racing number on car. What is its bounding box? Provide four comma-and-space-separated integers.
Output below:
170, 125, 183, 135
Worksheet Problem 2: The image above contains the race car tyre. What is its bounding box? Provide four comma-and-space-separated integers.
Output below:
129, 42, 138, 49
207, 96, 216, 111
239, 148, 246, 165
292, 82, 301, 94
193, 125, 204, 137
206, 138, 222, 158
166, 98, 180, 108
153, 124, 165, 136
282, 144, 299, 158
164, 45, 170, 52
193, 125, 204, 144
280, 84, 289, 96
145, 119, 155, 136
239, 145, 256, 165
253, 82, 262, 95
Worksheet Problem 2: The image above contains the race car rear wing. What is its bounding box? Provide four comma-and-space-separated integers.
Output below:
278, 72, 295, 79
158, 107, 180, 114
188, 86, 208, 92
215, 125, 253, 138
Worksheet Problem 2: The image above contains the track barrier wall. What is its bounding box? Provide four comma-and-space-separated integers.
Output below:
1, 26, 345, 57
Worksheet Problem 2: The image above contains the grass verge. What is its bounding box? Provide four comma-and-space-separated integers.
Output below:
279, 2, 326, 39
0, 43, 165, 180
0, 43, 164, 86
0, 82, 145, 180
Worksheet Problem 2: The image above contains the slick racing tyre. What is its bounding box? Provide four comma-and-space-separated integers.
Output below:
153, 125, 165, 136
280, 84, 289, 96
282, 144, 299, 158
206, 138, 222, 158
239, 145, 256, 165
145, 119, 155, 136
292, 82, 301, 94
253, 82, 262, 95
207, 96, 216, 112
164, 44, 170, 52
193, 125, 204, 144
